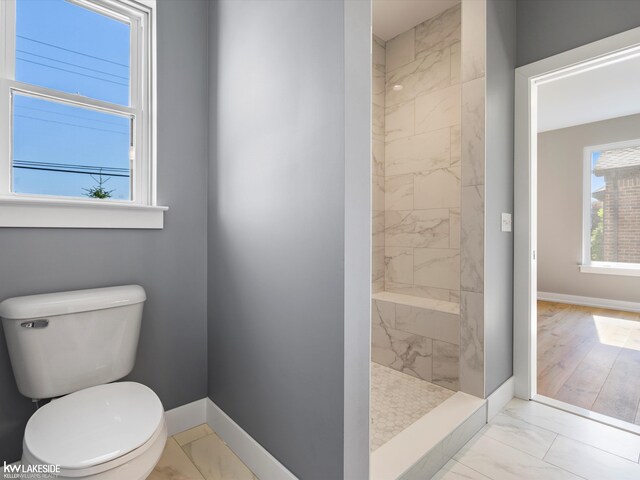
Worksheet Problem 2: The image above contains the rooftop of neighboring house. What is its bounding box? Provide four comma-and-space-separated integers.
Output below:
594, 145, 640, 175
592, 185, 605, 201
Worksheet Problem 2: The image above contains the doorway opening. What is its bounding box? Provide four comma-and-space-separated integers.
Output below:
514, 27, 640, 433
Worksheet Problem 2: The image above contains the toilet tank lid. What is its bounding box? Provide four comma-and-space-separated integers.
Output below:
0, 285, 146, 320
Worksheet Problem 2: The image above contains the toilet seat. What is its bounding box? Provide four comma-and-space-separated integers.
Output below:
22, 382, 166, 478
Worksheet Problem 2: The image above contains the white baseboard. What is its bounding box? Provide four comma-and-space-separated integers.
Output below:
165, 398, 207, 436
537, 291, 640, 313
206, 398, 297, 480
165, 398, 296, 480
486, 377, 514, 421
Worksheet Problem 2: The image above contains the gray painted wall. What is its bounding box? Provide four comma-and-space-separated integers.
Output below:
538, 115, 640, 302
208, 1, 350, 479
485, 0, 516, 396
517, 0, 640, 66
0, 0, 209, 462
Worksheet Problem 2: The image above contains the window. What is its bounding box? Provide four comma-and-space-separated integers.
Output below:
0, 0, 164, 228
582, 140, 640, 276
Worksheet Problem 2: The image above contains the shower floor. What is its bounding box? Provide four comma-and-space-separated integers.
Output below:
370, 362, 455, 451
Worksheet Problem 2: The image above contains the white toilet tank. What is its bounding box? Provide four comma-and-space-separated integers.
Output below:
0, 285, 146, 400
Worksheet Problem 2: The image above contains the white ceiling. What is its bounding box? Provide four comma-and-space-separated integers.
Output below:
373, 0, 460, 41
538, 55, 640, 132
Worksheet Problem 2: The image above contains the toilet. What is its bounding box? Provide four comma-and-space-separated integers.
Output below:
0, 285, 167, 479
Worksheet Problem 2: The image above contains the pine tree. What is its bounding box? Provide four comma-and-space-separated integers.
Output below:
83, 170, 115, 199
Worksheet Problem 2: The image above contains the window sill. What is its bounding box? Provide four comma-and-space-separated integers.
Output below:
579, 263, 640, 277
0, 196, 167, 229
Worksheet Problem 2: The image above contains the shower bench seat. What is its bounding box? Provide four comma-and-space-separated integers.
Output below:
371, 291, 461, 389
371, 291, 459, 316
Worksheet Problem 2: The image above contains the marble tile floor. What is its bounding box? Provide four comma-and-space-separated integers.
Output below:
7, 395, 637, 480
149, 424, 257, 480
371, 361, 455, 450
433, 398, 640, 480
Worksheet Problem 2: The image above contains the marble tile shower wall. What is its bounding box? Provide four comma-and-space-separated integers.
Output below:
459, 0, 486, 399
372, 298, 460, 390
372, 35, 386, 294
382, 5, 462, 303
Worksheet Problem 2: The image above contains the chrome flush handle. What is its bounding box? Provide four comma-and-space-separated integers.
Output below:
21, 319, 49, 329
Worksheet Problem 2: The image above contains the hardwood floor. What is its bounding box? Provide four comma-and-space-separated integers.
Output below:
537, 301, 640, 425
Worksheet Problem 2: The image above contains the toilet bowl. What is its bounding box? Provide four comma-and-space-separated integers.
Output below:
21, 382, 167, 480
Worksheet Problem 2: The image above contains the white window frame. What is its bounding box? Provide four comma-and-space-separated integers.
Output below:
580, 139, 640, 277
0, 0, 165, 228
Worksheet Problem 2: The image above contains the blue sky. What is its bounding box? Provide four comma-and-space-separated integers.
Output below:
591, 151, 605, 200
12, 0, 131, 200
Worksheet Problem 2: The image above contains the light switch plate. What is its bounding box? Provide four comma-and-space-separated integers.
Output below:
501, 213, 512, 232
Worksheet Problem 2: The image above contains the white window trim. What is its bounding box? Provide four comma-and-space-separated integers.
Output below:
0, 0, 165, 229
581, 139, 640, 275
579, 263, 640, 277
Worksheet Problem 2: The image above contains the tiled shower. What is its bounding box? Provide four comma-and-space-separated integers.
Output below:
371, 3, 462, 388
370, 1, 487, 452
374, 5, 462, 303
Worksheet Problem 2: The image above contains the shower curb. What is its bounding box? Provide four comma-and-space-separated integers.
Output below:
371, 392, 486, 480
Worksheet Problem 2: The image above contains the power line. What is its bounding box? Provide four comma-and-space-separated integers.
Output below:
15, 104, 130, 128
16, 57, 129, 87
17, 35, 128, 68
17, 49, 128, 80
14, 165, 130, 178
14, 159, 129, 173
15, 113, 129, 135
14, 160, 130, 178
